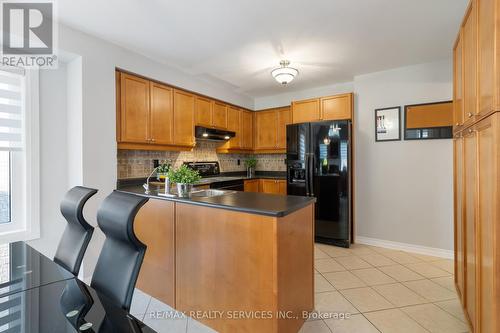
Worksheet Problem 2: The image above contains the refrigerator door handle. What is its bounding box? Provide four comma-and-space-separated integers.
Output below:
309, 154, 315, 197
305, 155, 310, 196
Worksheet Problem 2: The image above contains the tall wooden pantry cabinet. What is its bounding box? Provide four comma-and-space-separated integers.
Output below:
453, 0, 499, 332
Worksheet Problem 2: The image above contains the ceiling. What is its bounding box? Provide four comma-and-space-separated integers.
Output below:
58, 0, 468, 98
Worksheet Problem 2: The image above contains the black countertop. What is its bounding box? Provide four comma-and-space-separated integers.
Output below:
117, 171, 286, 188
118, 185, 315, 217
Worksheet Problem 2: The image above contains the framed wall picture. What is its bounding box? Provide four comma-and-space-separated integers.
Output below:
404, 101, 453, 140
375, 107, 401, 142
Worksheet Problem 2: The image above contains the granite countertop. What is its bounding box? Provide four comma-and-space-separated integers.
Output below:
117, 171, 286, 188
117, 184, 315, 217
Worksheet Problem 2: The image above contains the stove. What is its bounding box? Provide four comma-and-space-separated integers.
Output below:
184, 162, 245, 191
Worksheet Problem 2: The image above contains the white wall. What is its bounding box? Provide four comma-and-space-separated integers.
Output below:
353, 60, 454, 252
28, 63, 69, 257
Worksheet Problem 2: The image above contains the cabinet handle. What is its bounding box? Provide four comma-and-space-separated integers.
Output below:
151, 138, 156, 143
468, 129, 473, 134
467, 112, 473, 118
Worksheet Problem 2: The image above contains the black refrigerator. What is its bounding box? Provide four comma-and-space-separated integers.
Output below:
286, 120, 352, 248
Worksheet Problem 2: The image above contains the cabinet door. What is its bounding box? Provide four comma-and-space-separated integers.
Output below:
261, 179, 280, 194
120, 73, 150, 143
292, 99, 320, 124
454, 135, 465, 301
453, 34, 464, 129
476, 113, 499, 333
478, 0, 496, 116
463, 2, 478, 125
173, 90, 195, 146
244, 179, 260, 192
277, 107, 291, 149
212, 102, 228, 129
464, 128, 478, 329
240, 110, 254, 149
195, 96, 212, 127
278, 180, 287, 195
321, 94, 353, 121
255, 110, 278, 149
226, 106, 241, 148
150, 82, 173, 145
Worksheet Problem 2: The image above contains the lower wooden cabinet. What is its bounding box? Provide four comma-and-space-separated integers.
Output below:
244, 179, 287, 195
244, 179, 260, 192
454, 112, 499, 333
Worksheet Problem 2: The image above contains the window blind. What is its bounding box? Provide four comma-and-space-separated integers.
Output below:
0, 68, 24, 151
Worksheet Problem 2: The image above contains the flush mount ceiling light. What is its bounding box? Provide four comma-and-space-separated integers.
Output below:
271, 60, 299, 85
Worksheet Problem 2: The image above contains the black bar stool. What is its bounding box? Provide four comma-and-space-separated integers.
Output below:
54, 186, 98, 276
90, 191, 149, 311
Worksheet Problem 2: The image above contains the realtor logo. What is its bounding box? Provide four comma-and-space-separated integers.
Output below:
1, 0, 57, 68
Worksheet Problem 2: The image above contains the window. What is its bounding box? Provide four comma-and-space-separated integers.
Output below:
0, 67, 39, 242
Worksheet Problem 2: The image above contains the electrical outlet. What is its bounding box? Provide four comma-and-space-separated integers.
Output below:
237, 159, 240, 165
153, 159, 159, 168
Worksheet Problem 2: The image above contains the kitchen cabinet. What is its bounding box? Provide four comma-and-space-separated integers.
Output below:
244, 179, 260, 192
321, 93, 353, 121
463, 127, 477, 330
291, 98, 320, 123
453, 134, 465, 302
150, 82, 173, 145
173, 89, 195, 147
463, 2, 478, 126
226, 106, 241, 148
478, 0, 499, 115
277, 107, 291, 149
212, 102, 228, 129
195, 98, 228, 130
453, 2, 500, 330
254, 107, 290, 152
244, 179, 287, 195
260, 179, 287, 195
194, 96, 212, 127
240, 110, 254, 149
453, 33, 464, 130
291, 93, 353, 124
119, 73, 150, 143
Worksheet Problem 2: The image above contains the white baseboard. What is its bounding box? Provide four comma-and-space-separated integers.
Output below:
355, 236, 454, 259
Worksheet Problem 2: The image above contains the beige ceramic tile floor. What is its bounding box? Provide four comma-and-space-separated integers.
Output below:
302, 243, 470, 333
131, 242, 468, 333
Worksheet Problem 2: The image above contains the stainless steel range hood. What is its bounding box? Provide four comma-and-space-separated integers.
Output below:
195, 126, 235, 142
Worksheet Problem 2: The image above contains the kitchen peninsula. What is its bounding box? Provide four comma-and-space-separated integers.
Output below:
120, 185, 315, 333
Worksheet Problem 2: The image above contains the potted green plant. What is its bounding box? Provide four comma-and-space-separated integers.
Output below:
167, 165, 202, 197
244, 157, 257, 178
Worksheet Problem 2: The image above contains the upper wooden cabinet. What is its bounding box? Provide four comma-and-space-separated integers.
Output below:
453, 33, 464, 129
463, 2, 478, 126
240, 110, 254, 150
119, 73, 150, 143
221, 106, 241, 150
173, 89, 195, 147
194, 96, 212, 128
212, 102, 228, 129
254, 107, 291, 152
478, 0, 499, 114
292, 93, 353, 124
321, 93, 353, 121
195, 98, 228, 130
291, 98, 320, 123
277, 107, 291, 148
150, 82, 174, 145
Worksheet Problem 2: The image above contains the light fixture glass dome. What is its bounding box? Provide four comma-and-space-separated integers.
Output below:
271, 60, 298, 85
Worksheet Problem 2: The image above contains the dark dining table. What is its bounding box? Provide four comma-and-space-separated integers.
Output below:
0, 241, 157, 333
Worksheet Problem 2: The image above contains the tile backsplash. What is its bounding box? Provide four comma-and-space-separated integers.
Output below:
117, 141, 286, 179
